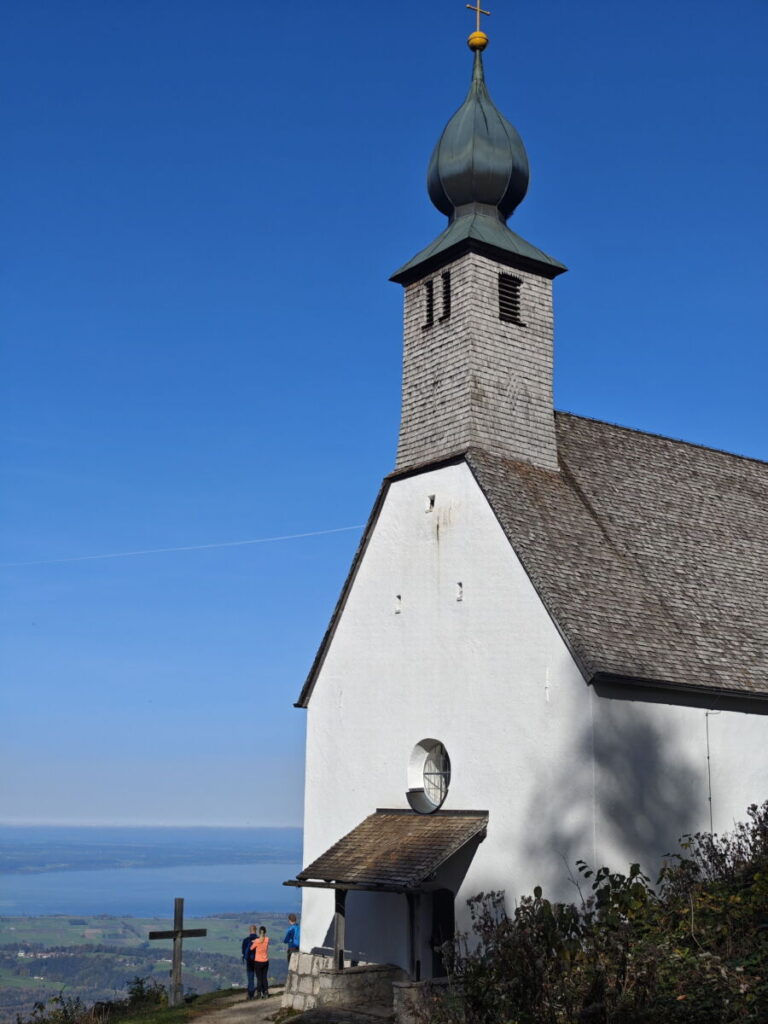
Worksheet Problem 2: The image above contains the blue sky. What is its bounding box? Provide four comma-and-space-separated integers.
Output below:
2, 1, 766, 826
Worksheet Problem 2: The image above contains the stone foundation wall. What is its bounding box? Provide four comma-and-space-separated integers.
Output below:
281, 952, 332, 1013
393, 977, 459, 1024
282, 953, 406, 1013
317, 963, 407, 1009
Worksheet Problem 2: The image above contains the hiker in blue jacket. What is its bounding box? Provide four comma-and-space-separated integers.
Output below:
241, 924, 258, 999
284, 913, 300, 968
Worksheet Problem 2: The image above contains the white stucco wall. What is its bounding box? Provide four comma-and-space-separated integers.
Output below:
298, 462, 768, 972
590, 695, 768, 876
299, 462, 591, 967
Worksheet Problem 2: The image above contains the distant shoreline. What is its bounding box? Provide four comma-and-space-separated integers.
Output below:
0, 855, 299, 877
0, 827, 302, 918
0, 824, 303, 876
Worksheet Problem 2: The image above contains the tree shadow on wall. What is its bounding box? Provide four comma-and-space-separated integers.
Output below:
593, 699, 704, 874
524, 698, 705, 899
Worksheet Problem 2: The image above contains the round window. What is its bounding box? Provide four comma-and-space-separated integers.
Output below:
407, 739, 451, 814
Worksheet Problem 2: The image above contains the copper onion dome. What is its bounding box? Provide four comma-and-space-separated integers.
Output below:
427, 48, 529, 224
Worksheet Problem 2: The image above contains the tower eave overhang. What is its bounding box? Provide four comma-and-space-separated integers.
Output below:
390, 214, 567, 286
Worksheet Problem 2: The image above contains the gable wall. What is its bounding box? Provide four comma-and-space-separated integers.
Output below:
300, 462, 593, 966
299, 462, 768, 970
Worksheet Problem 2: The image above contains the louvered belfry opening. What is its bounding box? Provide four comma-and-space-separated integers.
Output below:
498, 272, 524, 325
439, 271, 451, 322
422, 279, 435, 329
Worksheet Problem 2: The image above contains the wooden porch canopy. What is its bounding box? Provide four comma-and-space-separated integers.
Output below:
284, 808, 489, 894
284, 809, 488, 973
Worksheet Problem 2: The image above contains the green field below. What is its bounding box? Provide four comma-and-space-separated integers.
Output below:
0, 913, 287, 955
0, 913, 291, 1024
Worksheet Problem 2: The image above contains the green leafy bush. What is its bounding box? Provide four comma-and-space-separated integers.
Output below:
16, 977, 167, 1024
423, 803, 768, 1024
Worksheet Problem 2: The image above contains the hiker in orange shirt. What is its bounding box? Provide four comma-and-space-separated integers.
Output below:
250, 926, 270, 999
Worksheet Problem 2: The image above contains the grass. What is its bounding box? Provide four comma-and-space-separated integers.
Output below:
0, 970, 62, 992
0, 915, 289, 958
118, 989, 235, 1024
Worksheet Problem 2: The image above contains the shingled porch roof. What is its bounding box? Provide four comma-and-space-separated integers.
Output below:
284, 810, 488, 893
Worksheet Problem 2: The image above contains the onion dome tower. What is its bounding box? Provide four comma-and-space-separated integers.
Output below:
427, 43, 530, 225
392, 29, 565, 285
391, 24, 566, 475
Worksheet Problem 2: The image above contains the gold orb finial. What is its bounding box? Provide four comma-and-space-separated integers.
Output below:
465, 3, 490, 48
468, 30, 488, 51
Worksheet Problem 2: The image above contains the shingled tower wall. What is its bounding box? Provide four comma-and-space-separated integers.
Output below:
396, 251, 558, 472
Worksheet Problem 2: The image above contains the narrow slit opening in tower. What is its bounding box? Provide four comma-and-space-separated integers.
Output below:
422, 279, 435, 329
438, 271, 451, 322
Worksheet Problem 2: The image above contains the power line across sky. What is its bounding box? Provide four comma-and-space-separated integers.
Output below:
1, 525, 365, 568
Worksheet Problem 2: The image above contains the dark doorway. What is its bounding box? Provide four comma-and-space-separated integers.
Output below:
430, 888, 455, 978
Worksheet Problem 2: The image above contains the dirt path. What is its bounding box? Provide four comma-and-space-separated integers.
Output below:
187, 988, 393, 1024
189, 988, 284, 1024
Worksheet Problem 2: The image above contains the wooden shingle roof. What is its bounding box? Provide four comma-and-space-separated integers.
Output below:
286, 810, 488, 892
468, 413, 768, 700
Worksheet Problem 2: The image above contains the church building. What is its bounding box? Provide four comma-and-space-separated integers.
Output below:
282, 19, 767, 1017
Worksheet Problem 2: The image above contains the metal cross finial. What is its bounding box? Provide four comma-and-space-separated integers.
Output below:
466, 1, 490, 33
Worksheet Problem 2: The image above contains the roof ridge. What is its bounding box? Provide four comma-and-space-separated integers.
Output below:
555, 410, 768, 468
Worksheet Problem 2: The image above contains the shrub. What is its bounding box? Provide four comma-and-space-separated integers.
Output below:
16, 976, 167, 1024
125, 978, 166, 1009
421, 802, 768, 1024
18, 995, 93, 1024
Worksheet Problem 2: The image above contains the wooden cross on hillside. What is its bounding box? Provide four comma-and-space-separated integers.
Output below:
148, 898, 207, 1007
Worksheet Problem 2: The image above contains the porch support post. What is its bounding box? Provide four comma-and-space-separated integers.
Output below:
407, 893, 416, 981
409, 892, 421, 981
334, 888, 347, 970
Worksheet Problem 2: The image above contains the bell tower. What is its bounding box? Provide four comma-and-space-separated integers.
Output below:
390, 26, 566, 473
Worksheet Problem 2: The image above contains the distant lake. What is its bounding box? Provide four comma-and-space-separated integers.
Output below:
0, 826, 303, 916
0, 862, 302, 916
